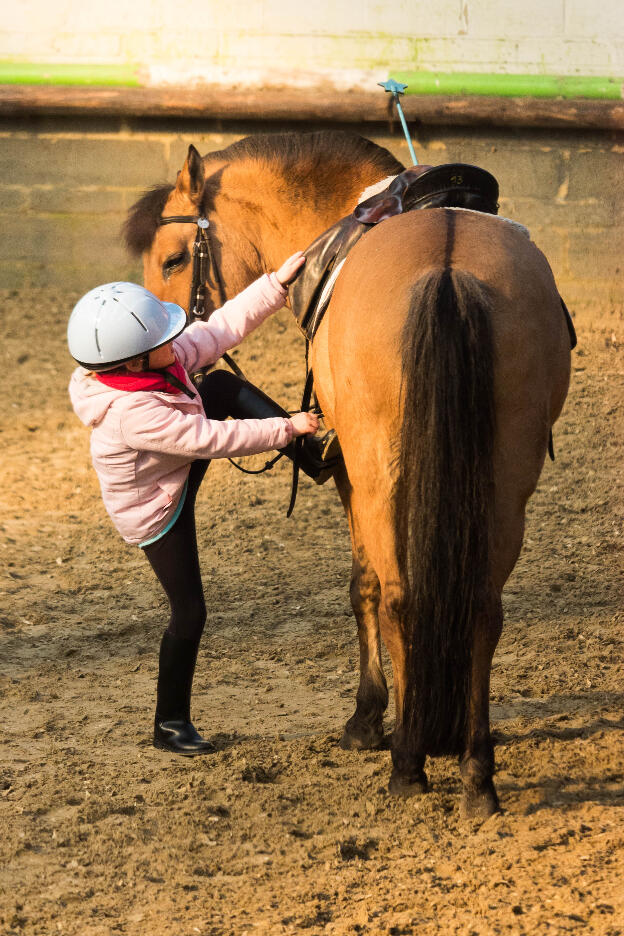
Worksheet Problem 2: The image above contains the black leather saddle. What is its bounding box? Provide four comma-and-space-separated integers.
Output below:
290, 163, 499, 340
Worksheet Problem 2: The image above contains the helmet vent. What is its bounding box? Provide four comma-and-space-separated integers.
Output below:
94, 328, 101, 354
129, 311, 148, 332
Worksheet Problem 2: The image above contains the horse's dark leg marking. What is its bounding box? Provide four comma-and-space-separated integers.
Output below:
340, 547, 388, 751
459, 594, 503, 819
381, 585, 428, 796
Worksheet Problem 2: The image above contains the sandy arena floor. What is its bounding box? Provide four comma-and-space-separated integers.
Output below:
1, 289, 623, 935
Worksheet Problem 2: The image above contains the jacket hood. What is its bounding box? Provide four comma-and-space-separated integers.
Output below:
69, 367, 122, 427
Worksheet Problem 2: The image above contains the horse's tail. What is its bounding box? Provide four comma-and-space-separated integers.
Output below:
394, 267, 496, 759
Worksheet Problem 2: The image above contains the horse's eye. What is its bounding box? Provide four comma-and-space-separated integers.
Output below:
162, 249, 190, 278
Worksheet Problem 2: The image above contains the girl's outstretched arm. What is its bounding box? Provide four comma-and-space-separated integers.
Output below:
174, 253, 306, 374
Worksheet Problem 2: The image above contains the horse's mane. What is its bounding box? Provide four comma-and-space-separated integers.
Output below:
204, 130, 403, 187
123, 185, 174, 257
123, 131, 403, 256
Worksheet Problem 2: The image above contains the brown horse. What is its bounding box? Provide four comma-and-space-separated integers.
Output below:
125, 131, 571, 818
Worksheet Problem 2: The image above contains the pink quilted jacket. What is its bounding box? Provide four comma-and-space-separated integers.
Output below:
69, 274, 294, 545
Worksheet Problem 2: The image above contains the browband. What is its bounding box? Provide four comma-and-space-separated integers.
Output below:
159, 215, 201, 226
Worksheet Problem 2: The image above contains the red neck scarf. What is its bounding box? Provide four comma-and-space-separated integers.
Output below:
96, 361, 192, 395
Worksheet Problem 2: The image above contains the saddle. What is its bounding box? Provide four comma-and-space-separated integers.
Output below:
290, 163, 500, 341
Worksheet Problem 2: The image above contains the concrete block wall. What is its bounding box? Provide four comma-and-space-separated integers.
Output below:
2, 0, 623, 83
0, 116, 621, 318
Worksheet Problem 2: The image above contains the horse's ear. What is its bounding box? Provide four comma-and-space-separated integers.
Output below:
176, 144, 205, 204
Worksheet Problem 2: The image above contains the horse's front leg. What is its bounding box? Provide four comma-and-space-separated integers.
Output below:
459, 593, 503, 819
334, 466, 388, 751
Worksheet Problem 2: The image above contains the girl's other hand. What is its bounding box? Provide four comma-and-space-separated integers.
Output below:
276, 251, 306, 287
289, 411, 319, 436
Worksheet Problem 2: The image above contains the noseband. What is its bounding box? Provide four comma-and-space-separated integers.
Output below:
158, 215, 227, 321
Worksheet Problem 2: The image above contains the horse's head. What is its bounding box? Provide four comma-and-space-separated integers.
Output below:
124, 144, 267, 317
123, 145, 205, 311
125, 133, 407, 315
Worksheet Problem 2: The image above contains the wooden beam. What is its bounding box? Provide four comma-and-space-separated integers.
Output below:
0, 84, 622, 131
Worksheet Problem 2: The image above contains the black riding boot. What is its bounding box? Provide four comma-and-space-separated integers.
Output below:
153, 631, 215, 756
227, 379, 342, 484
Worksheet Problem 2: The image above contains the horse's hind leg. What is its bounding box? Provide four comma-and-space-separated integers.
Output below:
460, 496, 530, 819
335, 467, 388, 751
381, 583, 428, 796
459, 592, 503, 819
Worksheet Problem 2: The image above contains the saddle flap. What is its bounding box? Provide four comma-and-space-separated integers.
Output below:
289, 214, 366, 335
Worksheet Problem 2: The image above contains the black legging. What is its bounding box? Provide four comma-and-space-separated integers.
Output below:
143, 369, 286, 642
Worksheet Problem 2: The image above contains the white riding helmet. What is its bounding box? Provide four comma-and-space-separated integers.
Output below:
67, 282, 187, 371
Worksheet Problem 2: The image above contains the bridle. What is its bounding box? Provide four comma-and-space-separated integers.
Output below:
158, 213, 244, 384
158, 214, 228, 321
156, 211, 337, 511
156, 211, 338, 510
157, 212, 290, 481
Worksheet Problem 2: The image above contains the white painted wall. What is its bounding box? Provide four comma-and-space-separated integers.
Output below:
2, 0, 623, 85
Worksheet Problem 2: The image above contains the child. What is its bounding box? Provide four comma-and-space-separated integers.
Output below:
68, 252, 339, 756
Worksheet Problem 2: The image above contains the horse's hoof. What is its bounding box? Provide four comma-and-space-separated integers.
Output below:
339, 720, 384, 751
388, 768, 428, 797
460, 781, 500, 821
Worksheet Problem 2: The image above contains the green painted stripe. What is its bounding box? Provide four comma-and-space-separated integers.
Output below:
391, 71, 623, 100
0, 62, 142, 87
0, 62, 620, 99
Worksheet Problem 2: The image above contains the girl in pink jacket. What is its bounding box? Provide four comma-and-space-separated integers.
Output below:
68, 253, 339, 756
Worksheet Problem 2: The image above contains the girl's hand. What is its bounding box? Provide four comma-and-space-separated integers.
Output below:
289, 411, 319, 437
276, 251, 306, 287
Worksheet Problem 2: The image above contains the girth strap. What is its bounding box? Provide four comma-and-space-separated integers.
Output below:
286, 368, 315, 518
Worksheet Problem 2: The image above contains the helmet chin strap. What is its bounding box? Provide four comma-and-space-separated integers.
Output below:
153, 367, 196, 398
122, 352, 195, 398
